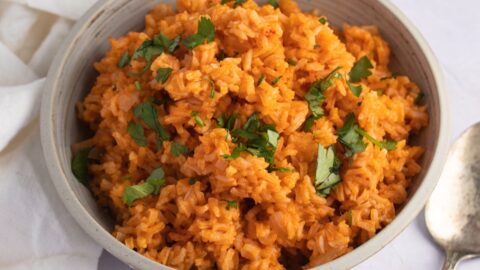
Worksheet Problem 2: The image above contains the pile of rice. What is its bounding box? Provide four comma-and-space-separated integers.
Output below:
76, 0, 428, 269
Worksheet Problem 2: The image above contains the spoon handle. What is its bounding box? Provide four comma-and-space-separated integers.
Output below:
442, 250, 465, 270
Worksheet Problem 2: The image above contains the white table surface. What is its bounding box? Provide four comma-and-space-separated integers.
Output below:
94, 0, 480, 269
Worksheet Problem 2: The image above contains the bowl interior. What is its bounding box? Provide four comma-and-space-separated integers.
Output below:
42, 0, 444, 269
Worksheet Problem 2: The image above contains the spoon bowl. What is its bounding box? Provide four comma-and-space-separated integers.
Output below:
425, 122, 480, 269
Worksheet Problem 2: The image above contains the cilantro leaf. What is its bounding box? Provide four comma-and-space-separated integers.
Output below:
225, 113, 280, 167
118, 52, 130, 68
337, 113, 366, 157
315, 144, 342, 196
122, 167, 166, 206
287, 58, 297, 66
415, 91, 425, 105
347, 81, 362, 97
271, 76, 282, 85
128, 121, 147, 147
268, 0, 279, 9
355, 128, 397, 151
153, 33, 181, 54
221, 0, 246, 7
191, 111, 205, 127
346, 56, 373, 96
156, 67, 173, 83
198, 17, 215, 42
183, 17, 215, 50
71, 146, 93, 186
305, 67, 342, 119
216, 50, 226, 61
346, 210, 353, 226
256, 74, 265, 86
133, 102, 170, 145
171, 142, 191, 157
216, 115, 226, 128
134, 81, 142, 91
303, 116, 316, 132
223, 144, 246, 160
226, 200, 237, 209
319, 17, 328, 25
349, 56, 373, 83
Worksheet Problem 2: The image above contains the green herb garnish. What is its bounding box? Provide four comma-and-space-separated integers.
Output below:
347, 56, 374, 96
224, 113, 280, 168
216, 50, 226, 61
122, 167, 166, 206
71, 146, 93, 185
314, 145, 342, 196
415, 91, 425, 105
339, 113, 396, 157
226, 200, 238, 209
319, 17, 328, 25
171, 142, 191, 157
189, 178, 197, 185
128, 121, 147, 147
118, 52, 130, 68
337, 113, 366, 157
287, 58, 297, 66
134, 81, 142, 91
304, 67, 342, 128
133, 102, 170, 149
153, 33, 181, 54
156, 67, 173, 83
256, 74, 265, 86
191, 111, 205, 127
271, 76, 282, 85
303, 116, 316, 132
183, 17, 215, 50
346, 210, 353, 226
221, 0, 246, 7
268, 0, 279, 9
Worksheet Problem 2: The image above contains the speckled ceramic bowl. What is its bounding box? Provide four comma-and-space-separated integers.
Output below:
40, 0, 449, 269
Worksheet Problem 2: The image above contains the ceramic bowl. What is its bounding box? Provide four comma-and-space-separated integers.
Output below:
40, 0, 450, 269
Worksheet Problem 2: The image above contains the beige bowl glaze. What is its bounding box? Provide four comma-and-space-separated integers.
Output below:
40, 0, 449, 269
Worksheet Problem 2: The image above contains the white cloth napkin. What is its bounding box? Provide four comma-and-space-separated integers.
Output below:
0, 1, 101, 270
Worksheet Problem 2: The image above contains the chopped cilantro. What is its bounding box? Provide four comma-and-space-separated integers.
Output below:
191, 111, 205, 127
305, 67, 342, 121
127, 121, 147, 147
271, 76, 282, 85
339, 113, 396, 157
337, 113, 367, 157
183, 17, 215, 50
134, 81, 142, 91
118, 52, 130, 68
314, 144, 342, 196
171, 142, 191, 157
156, 67, 173, 83
226, 200, 238, 209
71, 146, 93, 186
122, 167, 166, 206
153, 33, 181, 54
271, 167, 293, 173
256, 74, 265, 86
347, 56, 374, 96
303, 116, 316, 132
268, 0, 279, 9
355, 128, 397, 151
216, 50, 226, 61
189, 178, 197, 185
415, 91, 425, 105
133, 102, 170, 148
319, 17, 328, 25
221, 0, 246, 7
208, 79, 216, 98
346, 210, 353, 226
287, 58, 297, 66
224, 113, 280, 168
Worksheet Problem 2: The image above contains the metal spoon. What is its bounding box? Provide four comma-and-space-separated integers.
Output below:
425, 123, 480, 270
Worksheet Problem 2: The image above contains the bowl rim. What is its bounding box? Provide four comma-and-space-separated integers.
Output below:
40, 0, 450, 269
